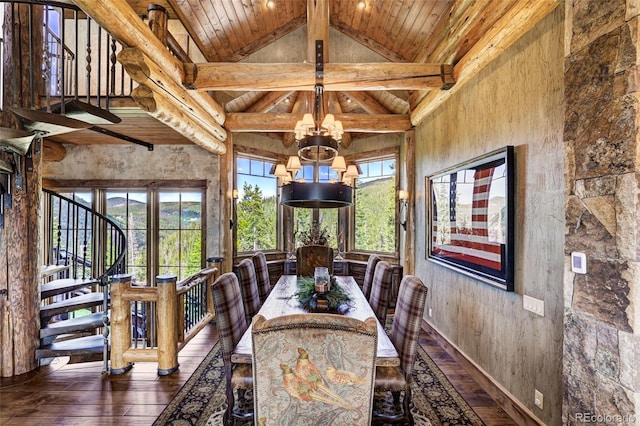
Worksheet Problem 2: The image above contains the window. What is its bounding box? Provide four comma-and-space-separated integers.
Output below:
107, 192, 148, 285
354, 157, 396, 252
235, 155, 278, 252
158, 192, 203, 280
53, 187, 205, 286
292, 163, 340, 249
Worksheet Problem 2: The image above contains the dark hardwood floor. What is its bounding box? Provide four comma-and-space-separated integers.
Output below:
1, 323, 518, 425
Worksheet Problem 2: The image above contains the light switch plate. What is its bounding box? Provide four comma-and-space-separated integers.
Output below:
523, 295, 545, 316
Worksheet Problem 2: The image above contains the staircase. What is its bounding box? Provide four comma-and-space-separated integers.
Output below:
38, 190, 126, 370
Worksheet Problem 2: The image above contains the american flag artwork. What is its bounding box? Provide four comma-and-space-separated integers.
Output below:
428, 146, 514, 290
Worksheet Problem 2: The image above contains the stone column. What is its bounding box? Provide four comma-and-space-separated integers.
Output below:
563, 0, 639, 422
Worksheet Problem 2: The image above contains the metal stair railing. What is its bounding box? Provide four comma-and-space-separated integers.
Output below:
42, 188, 126, 372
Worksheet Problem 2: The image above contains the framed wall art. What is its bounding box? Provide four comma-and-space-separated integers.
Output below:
426, 146, 515, 291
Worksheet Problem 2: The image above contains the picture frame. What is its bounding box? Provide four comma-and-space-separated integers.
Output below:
426, 146, 515, 291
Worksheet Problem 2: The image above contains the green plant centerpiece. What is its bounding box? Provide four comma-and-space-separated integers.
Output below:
295, 276, 352, 314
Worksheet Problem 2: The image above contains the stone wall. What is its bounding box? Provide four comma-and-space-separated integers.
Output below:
563, 0, 640, 423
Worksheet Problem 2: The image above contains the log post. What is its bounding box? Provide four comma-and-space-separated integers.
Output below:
0, 3, 44, 377
156, 274, 179, 375
109, 274, 133, 374
147, 4, 168, 45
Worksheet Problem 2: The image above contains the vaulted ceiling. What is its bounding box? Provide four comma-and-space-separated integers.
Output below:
59, 0, 558, 153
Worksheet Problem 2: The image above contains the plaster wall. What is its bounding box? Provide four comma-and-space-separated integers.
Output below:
42, 144, 222, 259
414, 7, 565, 425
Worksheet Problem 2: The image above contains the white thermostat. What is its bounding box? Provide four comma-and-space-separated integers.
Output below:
571, 252, 587, 274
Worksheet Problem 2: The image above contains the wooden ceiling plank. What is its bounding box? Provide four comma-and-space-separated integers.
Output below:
330, 20, 409, 63
225, 91, 264, 113
189, 62, 453, 91
367, 0, 401, 55
411, 0, 559, 125
221, 0, 252, 49
167, 0, 209, 60
343, 91, 391, 114
225, 113, 411, 133
226, 15, 307, 62
390, 1, 433, 61
206, 0, 237, 61
248, 91, 296, 113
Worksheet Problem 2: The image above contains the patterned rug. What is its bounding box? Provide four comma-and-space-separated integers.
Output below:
153, 340, 485, 426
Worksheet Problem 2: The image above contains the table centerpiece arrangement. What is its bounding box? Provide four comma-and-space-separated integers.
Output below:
295, 275, 352, 314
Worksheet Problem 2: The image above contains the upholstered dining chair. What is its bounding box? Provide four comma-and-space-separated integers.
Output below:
296, 245, 333, 277
251, 251, 271, 303
372, 275, 428, 425
368, 260, 393, 325
362, 254, 381, 300
251, 313, 378, 425
235, 258, 261, 324
210, 272, 254, 425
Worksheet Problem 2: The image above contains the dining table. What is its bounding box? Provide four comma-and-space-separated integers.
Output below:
231, 275, 400, 367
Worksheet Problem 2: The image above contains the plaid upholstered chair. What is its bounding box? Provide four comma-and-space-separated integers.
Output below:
210, 272, 254, 425
362, 254, 381, 300
235, 258, 261, 324
251, 251, 271, 303
368, 260, 393, 325
372, 275, 427, 425
252, 313, 378, 425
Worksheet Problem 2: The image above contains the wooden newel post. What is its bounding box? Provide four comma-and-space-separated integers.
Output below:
110, 274, 133, 375
147, 4, 168, 45
156, 274, 179, 375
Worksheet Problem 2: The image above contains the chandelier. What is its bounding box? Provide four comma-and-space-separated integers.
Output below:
273, 40, 359, 209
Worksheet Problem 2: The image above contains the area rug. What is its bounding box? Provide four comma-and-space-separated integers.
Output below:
153, 340, 485, 426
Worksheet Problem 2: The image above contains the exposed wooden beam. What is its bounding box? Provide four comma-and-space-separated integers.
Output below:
343, 91, 391, 114
131, 85, 227, 155
188, 63, 454, 91
225, 113, 411, 133
118, 47, 227, 144
327, 92, 352, 148
283, 92, 311, 148
411, 0, 559, 125
247, 91, 295, 113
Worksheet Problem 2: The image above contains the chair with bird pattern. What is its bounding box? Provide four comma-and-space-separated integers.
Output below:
211, 272, 254, 425
251, 313, 377, 425
372, 275, 428, 425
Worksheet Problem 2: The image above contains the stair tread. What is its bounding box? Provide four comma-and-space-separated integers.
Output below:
40, 311, 106, 338
9, 106, 92, 137
40, 293, 106, 319
49, 99, 122, 125
0, 125, 35, 155
36, 335, 107, 358
41, 264, 72, 279
41, 277, 100, 299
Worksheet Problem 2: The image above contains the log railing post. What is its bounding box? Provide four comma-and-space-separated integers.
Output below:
156, 274, 179, 375
147, 4, 168, 46
110, 274, 133, 374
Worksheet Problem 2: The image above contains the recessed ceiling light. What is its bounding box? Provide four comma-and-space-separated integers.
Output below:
357, 1, 366, 10
266, 0, 275, 9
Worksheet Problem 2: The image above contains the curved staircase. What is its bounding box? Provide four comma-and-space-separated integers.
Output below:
38, 190, 126, 369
